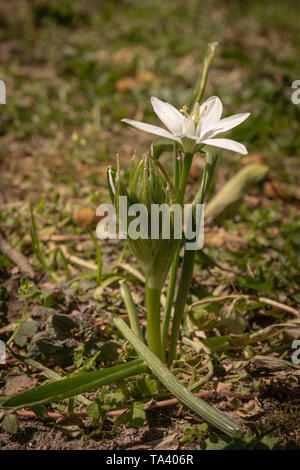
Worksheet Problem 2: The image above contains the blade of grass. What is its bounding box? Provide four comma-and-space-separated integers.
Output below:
29, 203, 48, 270
58, 247, 71, 280
88, 229, 102, 286
120, 281, 144, 342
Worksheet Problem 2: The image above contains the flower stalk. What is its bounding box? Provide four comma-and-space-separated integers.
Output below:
168, 150, 218, 365
145, 284, 162, 360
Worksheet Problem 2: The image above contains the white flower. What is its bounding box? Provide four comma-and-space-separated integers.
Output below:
122, 96, 250, 155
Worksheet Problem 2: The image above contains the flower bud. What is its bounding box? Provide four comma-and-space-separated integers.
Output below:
130, 155, 167, 210
107, 155, 181, 289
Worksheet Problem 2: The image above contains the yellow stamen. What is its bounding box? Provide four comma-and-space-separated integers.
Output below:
180, 104, 189, 117
192, 102, 200, 123
191, 104, 208, 127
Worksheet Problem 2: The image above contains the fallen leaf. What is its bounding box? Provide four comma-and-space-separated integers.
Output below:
236, 399, 262, 418
242, 153, 268, 166
4, 375, 37, 396
205, 228, 248, 249
154, 434, 179, 450
1, 413, 19, 434
264, 180, 291, 200
115, 77, 137, 92
216, 382, 232, 394
136, 69, 158, 83
73, 207, 100, 228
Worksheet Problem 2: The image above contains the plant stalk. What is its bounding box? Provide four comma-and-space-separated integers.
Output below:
168, 151, 217, 365
177, 153, 193, 205
168, 249, 195, 365
161, 245, 180, 361
189, 41, 218, 109
120, 281, 144, 342
145, 284, 162, 359
161, 152, 193, 360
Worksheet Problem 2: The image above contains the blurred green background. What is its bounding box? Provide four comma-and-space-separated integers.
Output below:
0, 0, 299, 295
0, 0, 299, 200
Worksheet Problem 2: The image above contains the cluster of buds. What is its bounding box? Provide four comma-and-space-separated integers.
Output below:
107, 155, 181, 290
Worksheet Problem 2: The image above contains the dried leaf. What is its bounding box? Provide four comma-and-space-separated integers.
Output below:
4, 375, 38, 396
236, 399, 262, 418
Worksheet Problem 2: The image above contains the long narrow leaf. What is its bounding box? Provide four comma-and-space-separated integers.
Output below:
189, 42, 218, 109
205, 163, 269, 221
114, 318, 243, 439
120, 281, 144, 341
1, 360, 146, 410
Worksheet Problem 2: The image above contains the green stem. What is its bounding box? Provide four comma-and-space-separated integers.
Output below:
168, 151, 217, 366
160, 152, 194, 362
189, 42, 218, 109
146, 284, 162, 359
89, 229, 102, 286
177, 153, 193, 205
161, 152, 193, 361
168, 250, 195, 366
161, 245, 180, 360
173, 142, 181, 189
120, 281, 144, 342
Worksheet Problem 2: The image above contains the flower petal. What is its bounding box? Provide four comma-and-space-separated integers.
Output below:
183, 116, 196, 137
201, 138, 248, 155
200, 96, 223, 128
203, 113, 250, 138
151, 97, 184, 135
121, 119, 181, 142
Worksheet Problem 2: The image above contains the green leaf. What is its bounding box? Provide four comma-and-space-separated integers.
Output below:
31, 404, 48, 419
189, 42, 218, 109
151, 138, 174, 159
115, 401, 146, 427
203, 335, 230, 348
120, 281, 144, 341
292, 293, 300, 304
238, 276, 274, 292
260, 435, 279, 450
205, 164, 269, 222
86, 401, 101, 420
193, 150, 218, 207
114, 318, 243, 439
128, 377, 157, 398
201, 435, 233, 450
1, 413, 19, 433
130, 401, 146, 427
1, 359, 147, 410
14, 320, 38, 347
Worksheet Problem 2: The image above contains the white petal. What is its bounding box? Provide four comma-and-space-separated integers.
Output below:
203, 113, 250, 138
201, 138, 248, 155
151, 97, 184, 134
200, 96, 223, 128
183, 116, 196, 137
121, 119, 181, 142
